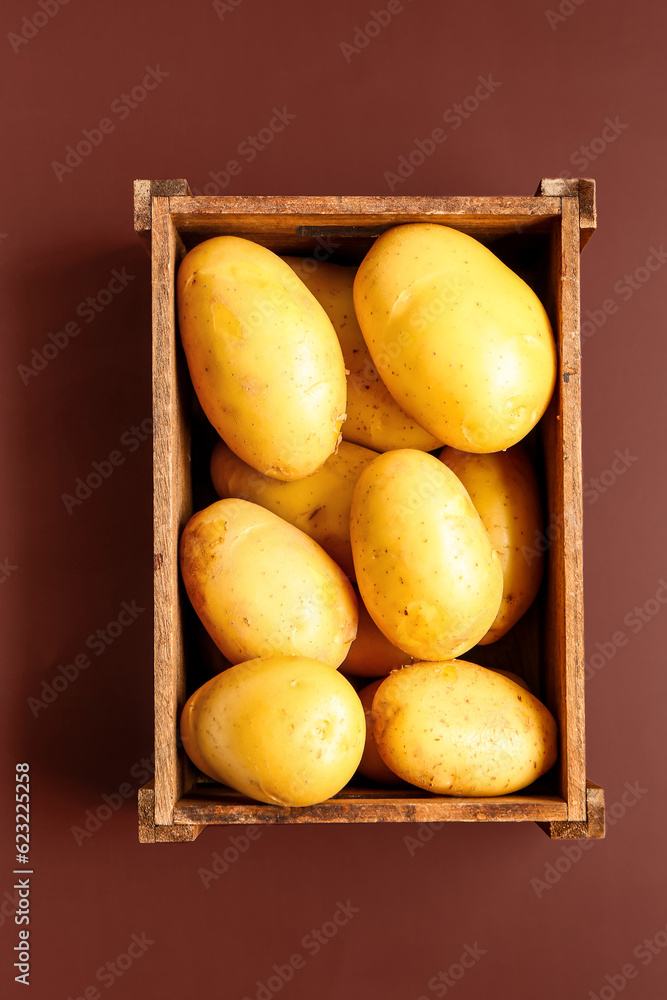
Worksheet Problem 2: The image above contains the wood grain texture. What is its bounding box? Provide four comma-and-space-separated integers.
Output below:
540, 193, 587, 821
539, 781, 605, 840
166, 194, 560, 247
577, 179, 597, 250
173, 784, 568, 826
536, 178, 597, 250
559, 195, 586, 821
138, 780, 204, 843
134, 179, 192, 253
139, 179, 599, 837
151, 199, 194, 825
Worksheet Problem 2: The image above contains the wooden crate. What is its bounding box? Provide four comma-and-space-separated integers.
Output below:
134, 178, 604, 843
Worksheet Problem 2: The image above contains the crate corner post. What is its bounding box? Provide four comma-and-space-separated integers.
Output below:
538, 781, 605, 840
138, 778, 205, 844
134, 178, 192, 254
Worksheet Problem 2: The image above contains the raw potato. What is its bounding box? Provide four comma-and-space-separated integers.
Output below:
439, 445, 544, 643
181, 656, 366, 806
372, 660, 558, 796
350, 449, 503, 660
180, 498, 358, 667
341, 591, 411, 677
353, 223, 557, 452
177, 236, 347, 481
282, 257, 441, 452
210, 438, 378, 579
357, 679, 402, 784
490, 668, 531, 692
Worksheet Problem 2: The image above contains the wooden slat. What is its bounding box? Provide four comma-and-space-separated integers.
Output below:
167, 194, 560, 243
560, 195, 586, 820
152, 199, 193, 825
168, 193, 560, 217
560, 195, 586, 819
541, 195, 586, 821
173, 785, 567, 825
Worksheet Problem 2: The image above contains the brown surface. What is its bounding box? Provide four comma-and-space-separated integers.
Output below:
2, 1, 666, 998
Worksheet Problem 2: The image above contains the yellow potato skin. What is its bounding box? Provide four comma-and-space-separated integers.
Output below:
357, 680, 402, 785
180, 498, 358, 667
210, 438, 378, 580
177, 236, 347, 481
282, 257, 441, 452
181, 656, 366, 806
350, 450, 503, 660
353, 224, 557, 453
439, 445, 544, 643
372, 660, 558, 796
341, 592, 412, 677
490, 668, 531, 692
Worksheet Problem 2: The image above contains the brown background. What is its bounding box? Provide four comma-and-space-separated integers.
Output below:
2, 0, 666, 997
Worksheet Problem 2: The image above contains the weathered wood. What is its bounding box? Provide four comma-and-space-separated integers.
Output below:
536, 178, 597, 250
577, 179, 597, 250
173, 784, 568, 826
134, 179, 192, 253
539, 781, 605, 839
151, 199, 194, 825
138, 780, 204, 843
539, 193, 587, 821
139, 179, 599, 840
166, 194, 560, 248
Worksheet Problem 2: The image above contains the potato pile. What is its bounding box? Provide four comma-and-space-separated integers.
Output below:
176, 224, 558, 808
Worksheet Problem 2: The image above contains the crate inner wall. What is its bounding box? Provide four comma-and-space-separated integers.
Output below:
152, 197, 581, 826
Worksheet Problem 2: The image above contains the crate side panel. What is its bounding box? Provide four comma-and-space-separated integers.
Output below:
168, 194, 560, 245
559, 196, 586, 819
152, 200, 192, 825
173, 789, 568, 826
541, 199, 586, 821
